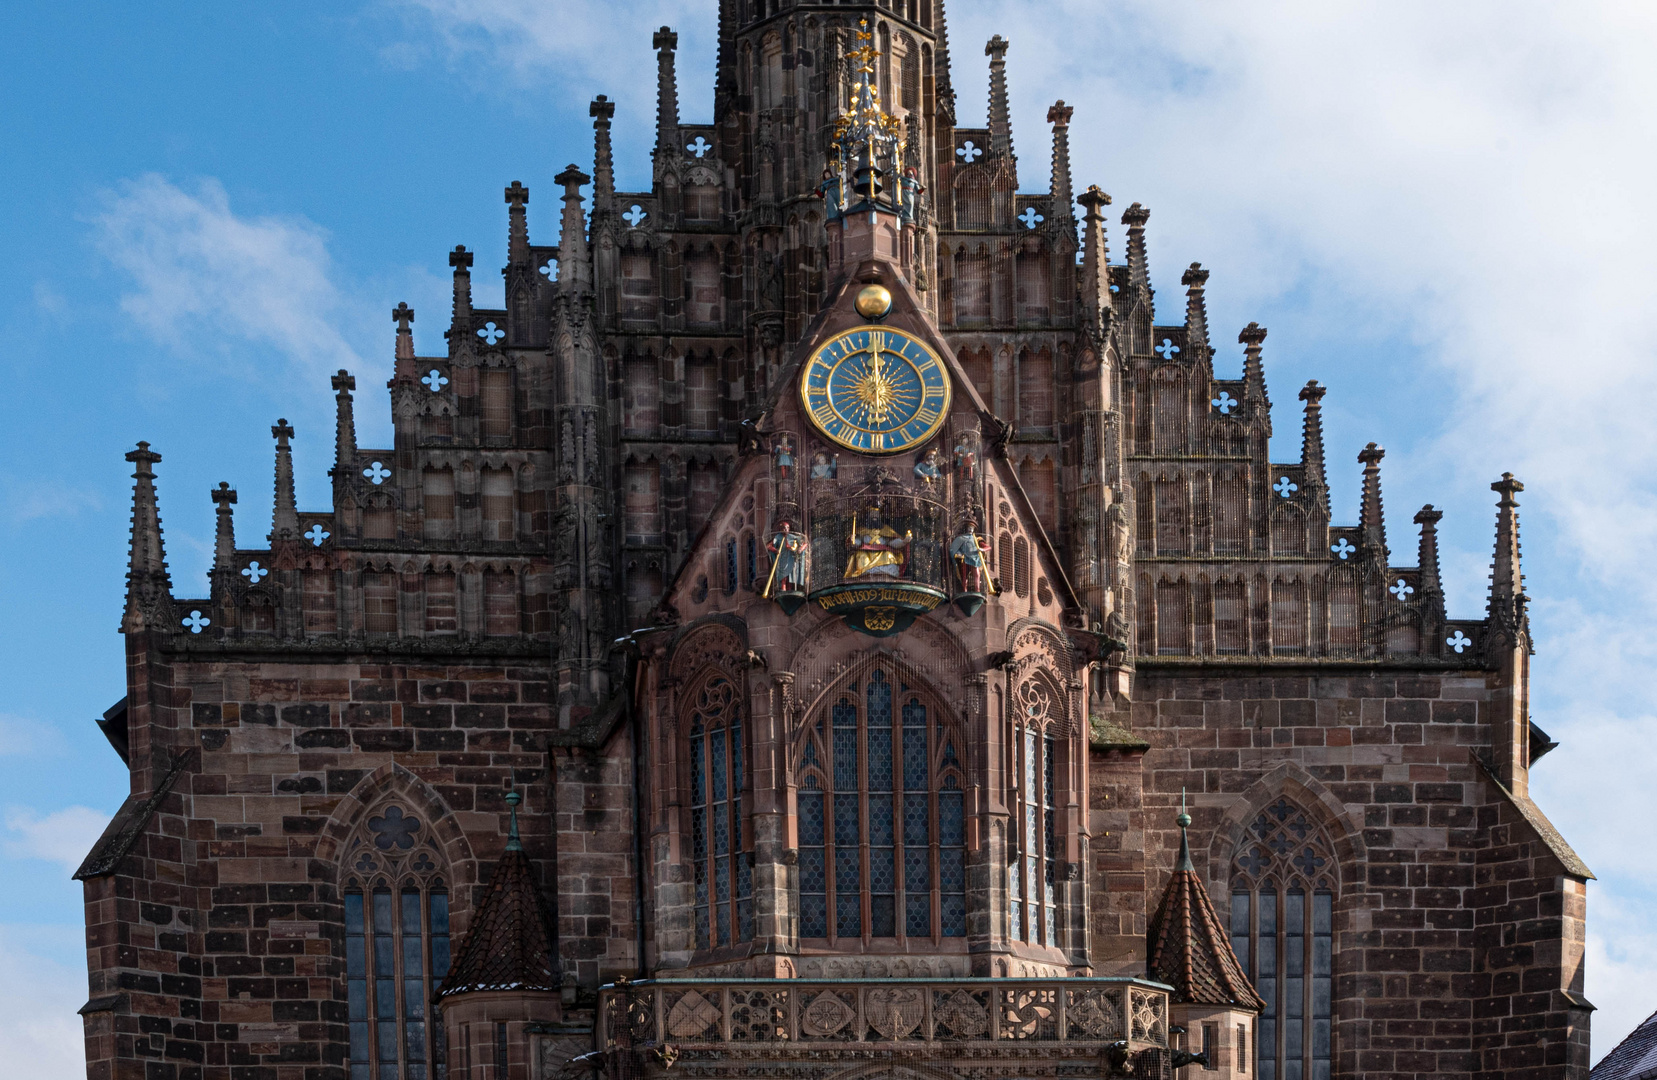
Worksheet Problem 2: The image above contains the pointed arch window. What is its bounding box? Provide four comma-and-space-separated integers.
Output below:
1230, 797, 1337, 1080
688, 673, 752, 948
1008, 676, 1064, 946
796, 668, 966, 943
343, 806, 451, 1080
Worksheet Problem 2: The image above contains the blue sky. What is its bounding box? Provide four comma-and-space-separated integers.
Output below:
3, 1, 1654, 1072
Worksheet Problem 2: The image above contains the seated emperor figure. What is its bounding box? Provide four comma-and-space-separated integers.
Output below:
845, 507, 909, 579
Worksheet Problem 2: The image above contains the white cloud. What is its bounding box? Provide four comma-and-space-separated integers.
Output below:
90, 174, 366, 380
0, 715, 68, 758
0, 477, 103, 526
0, 925, 87, 1080
385, 0, 717, 170
4, 807, 112, 876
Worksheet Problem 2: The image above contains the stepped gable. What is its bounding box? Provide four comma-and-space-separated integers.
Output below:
1146, 808, 1265, 1012
437, 793, 558, 998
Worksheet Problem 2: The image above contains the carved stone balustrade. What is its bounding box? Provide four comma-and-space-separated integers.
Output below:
597, 978, 1174, 1079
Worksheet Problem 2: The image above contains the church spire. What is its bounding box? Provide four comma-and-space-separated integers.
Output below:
211, 481, 237, 573
393, 302, 414, 360
654, 27, 680, 159
1240, 322, 1269, 414
121, 442, 173, 634
985, 35, 1014, 160
269, 419, 298, 543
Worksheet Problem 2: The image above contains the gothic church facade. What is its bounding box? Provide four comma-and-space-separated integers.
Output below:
81, 4, 1592, 1080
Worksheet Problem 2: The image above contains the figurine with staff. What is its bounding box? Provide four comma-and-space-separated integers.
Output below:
763, 519, 807, 598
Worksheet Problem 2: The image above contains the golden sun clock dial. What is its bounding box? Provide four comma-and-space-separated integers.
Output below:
800, 326, 951, 454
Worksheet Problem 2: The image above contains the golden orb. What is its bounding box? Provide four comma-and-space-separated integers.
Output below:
854, 284, 893, 319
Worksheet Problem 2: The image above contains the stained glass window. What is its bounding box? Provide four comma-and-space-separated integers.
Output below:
688, 674, 751, 949
796, 668, 966, 943
1231, 798, 1336, 1080
344, 822, 449, 1080
1009, 679, 1064, 947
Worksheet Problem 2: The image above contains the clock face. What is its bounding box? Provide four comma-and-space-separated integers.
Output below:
800, 326, 952, 454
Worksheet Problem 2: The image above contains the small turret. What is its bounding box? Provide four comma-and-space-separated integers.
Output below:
1146, 805, 1264, 1076
209, 481, 238, 619
1358, 442, 1386, 561
985, 36, 1014, 160
654, 27, 680, 160
1414, 505, 1447, 645
121, 443, 173, 634
437, 789, 562, 1079
269, 419, 298, 543
1488, 473, 1525, 626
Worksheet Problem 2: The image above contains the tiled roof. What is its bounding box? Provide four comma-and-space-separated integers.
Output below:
1146, 823, 1266, 1012
1594, 1007, 1657, 1080
436, 844, 559, 999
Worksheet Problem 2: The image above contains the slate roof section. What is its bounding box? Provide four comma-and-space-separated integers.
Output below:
1146, 818, 1266, 1012
437, 800, 559, 999
1592, 1007, 1657, 1080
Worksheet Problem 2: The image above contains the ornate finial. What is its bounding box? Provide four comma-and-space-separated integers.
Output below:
1079, 185, 1112, 212
1181, 262, 1209, 289
827, 19, 903, 216
849, 18, 879, 74
449, 244, 473, 270
504, 789, 523, 852
590, 94, 615, 121
1238, 321, 1268, 346
1046, 100, 1073, 127
393, 302, 414, 332
1175, 789, 1194, 871
272, 418, 294, 446
1121, 202, 1150, 227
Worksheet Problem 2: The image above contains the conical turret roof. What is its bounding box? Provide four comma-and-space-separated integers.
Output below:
437, 793, 559, 998
1146, 810, 1266, 1012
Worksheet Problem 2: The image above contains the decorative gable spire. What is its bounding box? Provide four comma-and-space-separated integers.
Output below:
1414, 504, 1447, 632
212, 482, 237, 571
985, 35, 1014, 159
436, 790, 559, 1000
1239, 322, 1270, 422
1046, 101, 1074, 226
121, 442, 173, 634
590, 95, 616, 207
1181, 262, 1210, 361
393, 302, 415, 361
448, 246, 473, 350
1359, 442, 1387, 560
1146, 806, 1267, 1011
654, 27, 680, 159
269, 419, 298, 543
1122, 203, 1150, 295
1078, 185, 1113, 339
1488, 473, 1525, 630
331, 370, 357, 472
555, 164, 593, 296
505, 181, 529, 267
1298, 380, 1327, 499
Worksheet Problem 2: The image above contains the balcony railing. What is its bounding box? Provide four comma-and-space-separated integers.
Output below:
597, 977, 1172, 1055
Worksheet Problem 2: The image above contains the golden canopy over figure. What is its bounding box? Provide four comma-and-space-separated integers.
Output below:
844, 506, 909, 579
